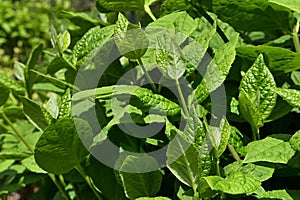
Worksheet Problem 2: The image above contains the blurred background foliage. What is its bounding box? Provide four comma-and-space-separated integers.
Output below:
0, 0, 95, 68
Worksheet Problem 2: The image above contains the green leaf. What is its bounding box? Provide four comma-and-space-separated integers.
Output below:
194, 35, 238, 102
114, 13, 148, 59
0, 72, 25, 95
200, 172, 261, 195
20, 97, 50, 131
256, 190, 300, 200
224, 161, 275, 182
217, 117, 231, 157
155, 35, 185, 79
0, 83, 10, 106
269, 0, 300, 13
57, 30, 71, 53
96, 0, 144, 12
14, 61, 25, 81
244, 135, 296, 164
26, 43, 43, 70
119, 155, 162, 199
59, 88, 71, 119
273, 87, 300, 108
86, 156, 126, 200
167, 135, 199, 188
21, 155, 47, 174
212, 0, 293, 33
31, 70, 74, 90
136, 197, 171, 200
239, 54, 277, 127
73, 25, 114, 66
60, 11, 106, 30
160, 0, 190, 16
236, 45, 300, 73
34, 118, 92, 174
290, 130, 300, 151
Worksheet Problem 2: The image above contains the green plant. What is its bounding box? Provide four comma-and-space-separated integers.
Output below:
1, 0, 300, 199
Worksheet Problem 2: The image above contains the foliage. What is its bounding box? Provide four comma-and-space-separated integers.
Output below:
0, 0, 300, 200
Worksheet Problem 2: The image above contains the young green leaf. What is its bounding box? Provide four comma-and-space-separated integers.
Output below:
273, 87, 300, 108
119, 155, 162, 199
35, 118, 92, 174
59, 88, 71, 119
73, 25, 114, 66
239, 54, 277, 127
290, 130, 300, 151
244, 135, 296, 164
57, 30, 71, 53
114, 13, 148, 59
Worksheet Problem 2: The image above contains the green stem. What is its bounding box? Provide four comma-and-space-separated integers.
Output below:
293, 18, 300, 54
175, 78, 189, 118
137, 57, 158, 93
251, 125, 260, 141
144, 4, 156, 21
48, 174, 71, 200
76, 165, 104, 200
227, 144, 241, 161
1, 111, 34, 153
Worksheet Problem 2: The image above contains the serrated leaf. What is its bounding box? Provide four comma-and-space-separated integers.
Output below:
167, 135, 199, 188
290, 130, 300, 151
155, 35, 185, 79
194, 35, 238, 103
239, 54, 277, 127
256, 189, 300, 200
34, 118, 92, 174
114, 13, 148, 59
217, 117, 231, 157
73, 25, 114, 66
96, 0, 144, 12
59, 88, 71, 119
200, 172, 261, 195
119, 155, 162, 199
244, 135, 296, 164
273, 87, 300, 108
20, 97, 51, 131
269, 0, 300, 13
